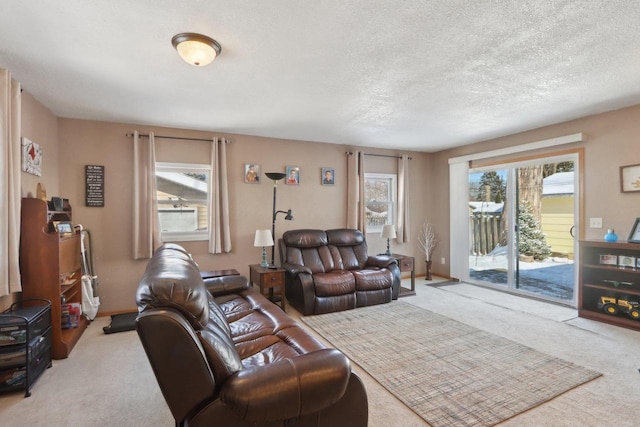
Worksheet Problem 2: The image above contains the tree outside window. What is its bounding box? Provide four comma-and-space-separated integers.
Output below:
364, 173, 396, 232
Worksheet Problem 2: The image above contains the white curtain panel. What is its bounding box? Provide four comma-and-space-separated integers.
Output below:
396, 154, 411, 243
132, 131, 161, 259
448, 159, 470, 281
347, 151, 366, 232
0, 69, 22, 296
208, 137, 231, 254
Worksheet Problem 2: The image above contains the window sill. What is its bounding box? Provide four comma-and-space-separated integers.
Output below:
161, 231, 208, 242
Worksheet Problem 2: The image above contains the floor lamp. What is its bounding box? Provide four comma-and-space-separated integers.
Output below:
265, 172, 294, 267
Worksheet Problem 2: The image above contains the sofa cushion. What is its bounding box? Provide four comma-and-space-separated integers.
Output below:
213, 288, 298, 344
313, 271, 356, 297
352, 269, 393, 291
197, 322, 242, 384
208, 295, 231, 336
237, 335, 302, 368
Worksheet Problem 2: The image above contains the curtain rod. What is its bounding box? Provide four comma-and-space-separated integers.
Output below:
345, 151, 412, 160
125, 133, 231, 143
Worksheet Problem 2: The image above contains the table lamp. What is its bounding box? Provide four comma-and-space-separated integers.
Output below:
381, 224, 397, 256
254, 229, 274, 268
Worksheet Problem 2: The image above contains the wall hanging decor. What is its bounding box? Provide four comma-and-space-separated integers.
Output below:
285, 166, 300, 185
620, 164, 640, 193
21, 137, 42, 176
244, 164, 261, 183
627, 217, 640, 243
321, 167, 334, 185
85, 165, 105, 207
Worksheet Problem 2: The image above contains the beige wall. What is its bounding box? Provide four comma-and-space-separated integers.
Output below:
20, 91, 60, 198
18, 89, 640, 313
1, 92, 60, 312
430, 104, 640, 278
54, 118, 430, 314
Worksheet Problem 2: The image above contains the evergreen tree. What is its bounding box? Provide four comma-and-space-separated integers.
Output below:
477, 171, 506, 203
518, 201, 552, 261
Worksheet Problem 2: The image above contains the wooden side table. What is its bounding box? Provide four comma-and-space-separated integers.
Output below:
249, 264, 286, 311
391, 253, 416, 297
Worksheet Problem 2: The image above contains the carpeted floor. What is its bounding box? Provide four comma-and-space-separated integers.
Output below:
302, 302, 601, 427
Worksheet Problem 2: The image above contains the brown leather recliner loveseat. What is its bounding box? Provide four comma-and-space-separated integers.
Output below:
135, 243, 368, 427
279, 229, 401, 315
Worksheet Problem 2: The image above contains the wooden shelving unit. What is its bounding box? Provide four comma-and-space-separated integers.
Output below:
20, 198, 88, 359
579, 240, 640, 331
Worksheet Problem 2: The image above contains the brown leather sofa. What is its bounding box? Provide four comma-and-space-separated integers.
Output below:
135, 243, 368, 427
279, 229, 401, 315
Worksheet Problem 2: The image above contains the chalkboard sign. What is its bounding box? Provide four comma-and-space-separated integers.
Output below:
85, 165, 104, 207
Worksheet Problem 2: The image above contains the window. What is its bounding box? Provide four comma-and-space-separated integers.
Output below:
364, 173, 396, 232
156, 162, 210, 242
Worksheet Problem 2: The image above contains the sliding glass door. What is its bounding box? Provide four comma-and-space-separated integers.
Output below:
468, 154, 578, 304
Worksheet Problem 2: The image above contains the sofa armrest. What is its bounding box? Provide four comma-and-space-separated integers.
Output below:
366, 255, 398, 269
204, 275, 250, 297
220, 348, 350, 422
281, 261, 313, 277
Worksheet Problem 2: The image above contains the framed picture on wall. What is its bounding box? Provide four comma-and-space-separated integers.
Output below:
321, 167, 334, 185
627, 217, 640, 243
244, 164, 261, 183
21, 137, 43, 176
620, 164, 640, 193
286, 166, 299, 185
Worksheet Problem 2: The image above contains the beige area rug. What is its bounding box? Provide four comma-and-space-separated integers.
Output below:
301, 302, 601, 427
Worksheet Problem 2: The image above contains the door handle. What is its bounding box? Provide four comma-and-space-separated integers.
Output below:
570, 225, 575, 238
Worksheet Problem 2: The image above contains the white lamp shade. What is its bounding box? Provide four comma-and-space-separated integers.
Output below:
254, 229, 274, 247
381, 224, 397, 239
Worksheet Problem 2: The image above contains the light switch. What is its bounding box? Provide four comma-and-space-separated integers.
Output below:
589, 218, 603, 228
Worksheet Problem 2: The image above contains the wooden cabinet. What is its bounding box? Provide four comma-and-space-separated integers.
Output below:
578, 240, 640, 331
391, 253, 416, 297
249, 265, 286, 311
20, 198, 88, 359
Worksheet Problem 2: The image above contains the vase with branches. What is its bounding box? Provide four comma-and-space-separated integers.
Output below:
418, 220, 438, 280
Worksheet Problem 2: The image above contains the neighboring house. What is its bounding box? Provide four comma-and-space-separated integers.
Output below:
541, 171, 574, 257
156, 171, 209, 232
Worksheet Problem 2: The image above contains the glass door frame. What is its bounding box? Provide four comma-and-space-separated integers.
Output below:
466, 151, 581, 307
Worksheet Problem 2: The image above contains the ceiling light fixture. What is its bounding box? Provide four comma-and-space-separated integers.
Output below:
171, 32, 221, 67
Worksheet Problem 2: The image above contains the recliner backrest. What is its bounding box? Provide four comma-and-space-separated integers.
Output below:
281, 229, 371, 272
136, 244, 242, 402
326, 229, 369, 270
136, 252, 210, 329
282, 229, 333, 273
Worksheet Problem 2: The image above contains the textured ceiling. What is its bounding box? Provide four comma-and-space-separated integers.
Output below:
1, 1, 640, 152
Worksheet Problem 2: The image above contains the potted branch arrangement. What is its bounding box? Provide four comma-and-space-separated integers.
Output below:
418, 220, 437, 280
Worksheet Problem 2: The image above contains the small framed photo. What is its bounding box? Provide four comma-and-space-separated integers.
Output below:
599, 254, 618, 265
620, 164, 640, 193
56, 222, 74, 236
286, 166, 299, 185
618, 255, 636, 268
627, 217, 640, 243
321, 167, 334, 186
244, 164, 261, 184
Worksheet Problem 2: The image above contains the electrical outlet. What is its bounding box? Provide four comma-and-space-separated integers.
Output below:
590, 218, 603, 228
440, 257, 446, 265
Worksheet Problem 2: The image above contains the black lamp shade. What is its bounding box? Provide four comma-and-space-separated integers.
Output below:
265, 172, 286, 181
